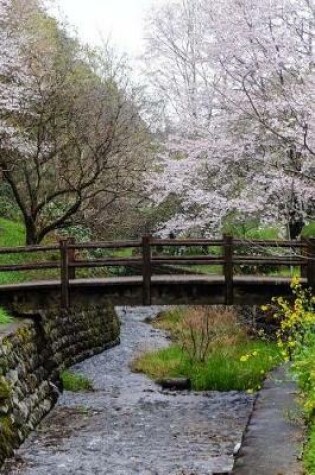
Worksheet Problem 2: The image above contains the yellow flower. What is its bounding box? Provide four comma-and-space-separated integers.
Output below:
240, 355, 249, 362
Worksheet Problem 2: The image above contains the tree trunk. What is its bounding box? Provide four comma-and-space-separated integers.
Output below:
25, 217, 39, 245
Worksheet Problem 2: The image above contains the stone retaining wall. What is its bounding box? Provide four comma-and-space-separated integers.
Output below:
0, 303, 120, 466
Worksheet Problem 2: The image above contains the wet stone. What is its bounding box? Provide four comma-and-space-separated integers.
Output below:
3, 306, 254, 475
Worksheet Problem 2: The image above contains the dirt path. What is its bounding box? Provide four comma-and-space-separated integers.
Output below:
3, 307, 254, 475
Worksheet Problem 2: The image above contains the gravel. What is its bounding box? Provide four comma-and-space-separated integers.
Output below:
3, 306, 254, 475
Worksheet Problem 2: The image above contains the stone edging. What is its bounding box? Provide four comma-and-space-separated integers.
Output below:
233, 365, 305, 474
0, 303, 120, 467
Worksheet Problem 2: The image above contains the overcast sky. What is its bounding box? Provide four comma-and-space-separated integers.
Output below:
50, 0, 167, 57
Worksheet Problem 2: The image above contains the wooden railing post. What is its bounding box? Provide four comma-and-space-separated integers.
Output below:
306, 238, 315, 289
223, 234, 234, 305
68, 237, 76, 280
59, 238, 70, 309
142, 234, 152, 306
301, 236, 307, 278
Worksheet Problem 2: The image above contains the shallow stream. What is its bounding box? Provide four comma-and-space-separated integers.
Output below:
4, 306, 254, 475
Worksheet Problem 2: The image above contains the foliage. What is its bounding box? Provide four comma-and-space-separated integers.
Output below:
263, 279, 315, 473
304, 422, 315, 474
302, 222, 315, 238
61, 371, 93, 392
134, 306, 280, 391
0, 0, 151, 244
0, 183, 21, 222
223, 222, 281, 241
264, 278, 315, 365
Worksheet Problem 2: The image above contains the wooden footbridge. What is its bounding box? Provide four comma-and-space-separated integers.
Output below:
0, 235, 314, 309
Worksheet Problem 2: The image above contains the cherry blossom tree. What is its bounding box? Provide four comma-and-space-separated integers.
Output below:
145, 0, 315, 238
143, 0, 218, 132
0, 0, 150, 244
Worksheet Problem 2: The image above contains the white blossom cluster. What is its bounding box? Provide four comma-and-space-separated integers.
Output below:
146, 0, 315, 236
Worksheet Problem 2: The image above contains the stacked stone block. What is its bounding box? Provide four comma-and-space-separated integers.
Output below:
0, 303, 120, 466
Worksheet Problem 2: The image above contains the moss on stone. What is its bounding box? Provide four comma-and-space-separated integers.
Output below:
15, 326, 32, 343
0, 377, 11, 401
0, 415, 15, 458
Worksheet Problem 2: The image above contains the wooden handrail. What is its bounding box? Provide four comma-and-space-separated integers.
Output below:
0, 244, 59, 254
0, 235, 312, 308
233, 239, 306, 248
70, 240, 141, 250
71, 258, 143, 268
0, 262, 60, 272
151, 259, 225, 266
151, 255, 224, 262
150, 238, 222, 246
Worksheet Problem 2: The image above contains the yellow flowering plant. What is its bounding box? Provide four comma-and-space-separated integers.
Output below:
265, 277, 315, 361
263, 277, 315, 417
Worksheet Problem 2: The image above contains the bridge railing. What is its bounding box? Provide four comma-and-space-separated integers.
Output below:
0, 235, 314, 307
145, 235, 314, 305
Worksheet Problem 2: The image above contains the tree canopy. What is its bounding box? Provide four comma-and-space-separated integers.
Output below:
145, 0, 315, 237
0, 0, 151, 243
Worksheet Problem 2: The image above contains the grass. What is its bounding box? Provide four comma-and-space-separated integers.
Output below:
0, 217, 118, 284
132, 306, 281, 392
132, 340, 280, 391
0, 217, 61, 285
302, 221, 315, 238
61, 370, 94, 392
0, 307, 13, 325
304, 423, 315, 474
0, 217, 25, 247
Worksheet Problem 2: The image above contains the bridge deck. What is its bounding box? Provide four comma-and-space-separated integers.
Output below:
0, 274, 303, 308
0, 274, 303, 292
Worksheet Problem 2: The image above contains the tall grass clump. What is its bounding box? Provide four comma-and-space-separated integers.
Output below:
132, 306, 280, 392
